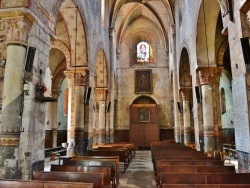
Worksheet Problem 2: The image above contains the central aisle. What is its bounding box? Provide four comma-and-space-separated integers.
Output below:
118, 150, 156, 188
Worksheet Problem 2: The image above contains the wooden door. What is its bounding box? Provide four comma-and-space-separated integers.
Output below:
130, 106, 159, 146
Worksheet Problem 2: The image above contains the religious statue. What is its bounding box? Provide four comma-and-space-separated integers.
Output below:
66, 141, 75, 156
217, 0, 229, 17
44, 67, 53, 97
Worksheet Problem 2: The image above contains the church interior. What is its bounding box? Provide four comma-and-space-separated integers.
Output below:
1, 0, 250, 187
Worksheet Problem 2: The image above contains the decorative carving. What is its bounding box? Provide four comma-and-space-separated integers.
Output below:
1, 0, 28, 8
198, 68, 215, 85
0, 138, 19, 146
74, 73, 86, 86
180, 88, 192, 101
1, 17, 32, 44
95, 88, 107, 101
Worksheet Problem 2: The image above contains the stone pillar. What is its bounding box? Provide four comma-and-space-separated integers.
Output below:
0, 16, 32, 179
95, 88, 107, 145
181, 88, 192, 145
65, 69, 87, 155
109, 27, 115, 143
213, 68, 223, 151
172, 31, 181, 142
198, 68, 215, 152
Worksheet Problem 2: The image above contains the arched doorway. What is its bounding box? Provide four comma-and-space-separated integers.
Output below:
129, 96, 159, 147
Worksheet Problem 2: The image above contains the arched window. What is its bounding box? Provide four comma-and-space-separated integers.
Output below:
101, 0, 105, 27
137, 41, 150, 62
220, 88, 226, 114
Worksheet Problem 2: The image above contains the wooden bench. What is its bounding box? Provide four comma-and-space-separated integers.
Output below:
158, 173, 250, 188
64, 158, 119, 186
50, 164, 113, 188
32, 171, 107, 188
0, 179, 93, 188
162, 184, 250, 188
155, 160, 225, 166
156, 165, 235, 174
87, 150, 129, 172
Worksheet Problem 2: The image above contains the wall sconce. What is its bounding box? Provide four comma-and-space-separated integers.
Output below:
177, 102, 183, 113
0, 59, 6, 68
23, 80, 29, 96
106, 102, 111, 113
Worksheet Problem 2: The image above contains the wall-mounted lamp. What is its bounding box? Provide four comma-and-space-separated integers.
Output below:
0, 59, 6, 68
177, 102, 183, 113
23, 80, 29, 96
106, 102, 111, 113
195, 86, 202, 103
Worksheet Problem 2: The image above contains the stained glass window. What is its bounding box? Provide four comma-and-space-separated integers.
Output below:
137, 41, 150, 62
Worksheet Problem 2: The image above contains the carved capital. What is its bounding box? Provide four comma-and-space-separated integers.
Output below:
198, 68, 215, 85
64, 68, 88, 86
95, 87, 108, 101
1, 16, 32, 44
180, 88, 192, 101
0, 137, 19, 146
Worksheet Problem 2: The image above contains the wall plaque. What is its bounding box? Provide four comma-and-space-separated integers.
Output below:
232, 74, 250, 152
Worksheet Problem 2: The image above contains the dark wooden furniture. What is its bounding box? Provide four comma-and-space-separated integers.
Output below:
0, 179, 94, 188
32, 171, 107, 188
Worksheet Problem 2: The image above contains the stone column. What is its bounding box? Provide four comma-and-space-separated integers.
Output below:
213, 68, 223, 151
181, 88, 192, 145
0, 16, 32, 179
64, 69, 87, 155
109, 27, 115, 143
198, 68, 215, 152
172, 31, 181, 142
95, 88, 107, 144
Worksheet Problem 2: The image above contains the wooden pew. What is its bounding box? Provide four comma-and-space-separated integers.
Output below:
162, 184, 250, 188
158, 173, 250, 188
156, 165, 235, 174
64, 158, 119, 186
32, 171, 107, 188
0, 179, 94, 188
87, 150, 129, 172
50, 164, 113, 188
155, 160, 224, 166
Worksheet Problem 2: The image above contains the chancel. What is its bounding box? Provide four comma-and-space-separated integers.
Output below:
0, 0, 250, 187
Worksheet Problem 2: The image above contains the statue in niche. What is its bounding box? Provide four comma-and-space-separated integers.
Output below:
44, 67, 52, 97
217, 0, 229, 17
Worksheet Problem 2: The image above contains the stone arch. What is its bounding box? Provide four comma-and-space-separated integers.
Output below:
51, 40, 71, 68
179, 48, 192, 88
196, 0, 220, 67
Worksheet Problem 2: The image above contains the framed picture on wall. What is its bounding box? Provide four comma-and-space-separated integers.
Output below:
138, 108, 150, 122
135, 69, 152, 94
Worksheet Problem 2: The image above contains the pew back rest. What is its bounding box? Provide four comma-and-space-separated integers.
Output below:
33, 171, 104, 188
50, 164, 111, 186
0, 180, 94, 188
0, 180, 43, 188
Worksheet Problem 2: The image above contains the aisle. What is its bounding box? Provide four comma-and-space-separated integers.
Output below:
118, 150, 156, 188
